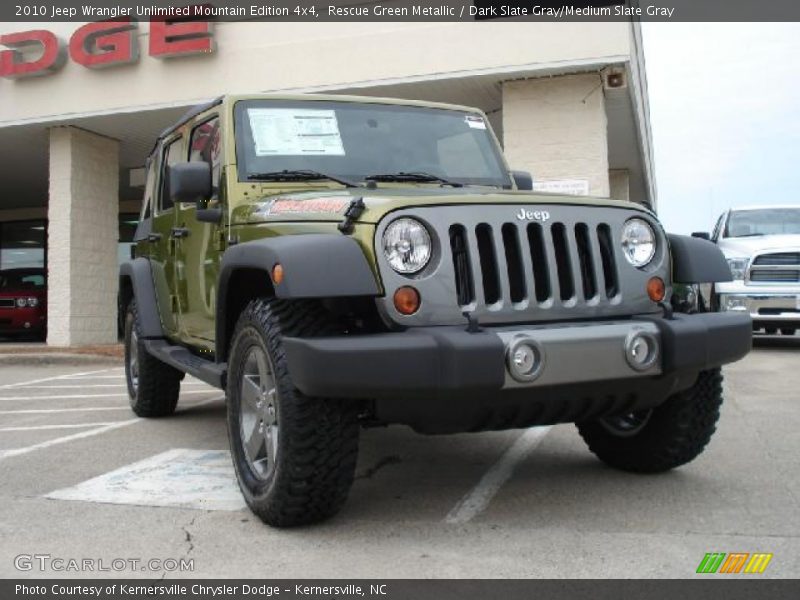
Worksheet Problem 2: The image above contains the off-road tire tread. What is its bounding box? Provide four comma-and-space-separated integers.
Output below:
125, 300, 181, 417
576, 368, 723, 473
228, 298, 359, 527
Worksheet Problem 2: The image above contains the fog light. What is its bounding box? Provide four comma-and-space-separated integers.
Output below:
393, 286, 421, 315
506, 338, 545, 383
723, 296, 747, 312
624, 330, 659, 371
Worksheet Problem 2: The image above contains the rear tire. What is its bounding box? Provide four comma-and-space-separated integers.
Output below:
124, 300, 182, 417
226, 298, 360, 527
576, 368, 724, 473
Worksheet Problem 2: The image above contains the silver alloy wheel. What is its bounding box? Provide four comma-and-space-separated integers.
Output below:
128, 328, 139, 396
239, 345, 279, 480
599, 409, 653, 437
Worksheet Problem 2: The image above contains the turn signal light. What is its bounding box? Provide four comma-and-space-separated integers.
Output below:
647, 277, 665, 302
393, 286, 421, 315
271, 263, 284, 285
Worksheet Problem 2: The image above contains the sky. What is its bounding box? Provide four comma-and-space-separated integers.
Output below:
641, 23, 800, 234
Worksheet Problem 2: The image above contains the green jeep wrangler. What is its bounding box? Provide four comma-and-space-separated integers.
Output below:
120, 94, 751, 527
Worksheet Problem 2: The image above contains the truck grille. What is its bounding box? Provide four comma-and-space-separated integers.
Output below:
375, 204, 668, 327
448, 221, 619, 308
748, 251, 800, 283
750, 270, 800, 283
0, 299, 15, 309
752, 252, 800, 266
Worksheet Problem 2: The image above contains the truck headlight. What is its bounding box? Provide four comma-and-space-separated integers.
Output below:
620, 218, 656, 268
26, 297, 39, 308
726, 257, 748, 280
382, 218, 432, 274
15, 297, 27, 308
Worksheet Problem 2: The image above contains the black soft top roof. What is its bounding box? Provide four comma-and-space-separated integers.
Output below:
147, 96, 224, 162
158, 96, 224, 140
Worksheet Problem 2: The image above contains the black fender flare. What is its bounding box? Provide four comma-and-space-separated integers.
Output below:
668, 234, 732, 284
119, 258, 165, 339
216, 234, 380, 361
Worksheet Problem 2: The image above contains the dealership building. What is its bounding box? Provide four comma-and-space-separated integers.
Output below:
0, 19, 654, 346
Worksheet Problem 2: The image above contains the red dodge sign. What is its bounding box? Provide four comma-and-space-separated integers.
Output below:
0, 20, 214, 79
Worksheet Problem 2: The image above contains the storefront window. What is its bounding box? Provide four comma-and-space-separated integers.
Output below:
0, 220, 46, 270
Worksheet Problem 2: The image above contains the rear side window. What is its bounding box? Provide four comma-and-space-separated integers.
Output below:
159, 137, 183, 212
189, 117, 222, 202
140, 160, 157, 222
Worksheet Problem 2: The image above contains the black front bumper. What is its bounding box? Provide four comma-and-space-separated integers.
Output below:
282, 312, 752, 401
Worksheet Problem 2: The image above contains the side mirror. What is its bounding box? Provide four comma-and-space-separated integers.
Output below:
511, 170, 533, 191
169, 162, 211, 207
691, 231, 711, 241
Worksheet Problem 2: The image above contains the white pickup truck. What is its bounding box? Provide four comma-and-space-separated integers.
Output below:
697, 205, 800, 335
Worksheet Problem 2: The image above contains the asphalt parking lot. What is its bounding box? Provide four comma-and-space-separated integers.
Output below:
0, 337, 798, 579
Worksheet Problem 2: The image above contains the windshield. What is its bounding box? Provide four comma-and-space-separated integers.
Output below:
0, 270, 44, 290
234, 100, 512, 188
725, 208, 800, 237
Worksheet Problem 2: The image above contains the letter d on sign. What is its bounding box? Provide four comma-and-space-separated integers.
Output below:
0, 30, 66, 79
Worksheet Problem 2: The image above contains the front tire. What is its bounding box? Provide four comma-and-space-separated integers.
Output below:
226, 298, 360, 527
124, 300, 182, 417
577, 368, 724, 473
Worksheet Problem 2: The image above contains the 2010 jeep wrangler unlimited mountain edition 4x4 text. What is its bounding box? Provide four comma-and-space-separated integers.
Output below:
120, 94, 752, 527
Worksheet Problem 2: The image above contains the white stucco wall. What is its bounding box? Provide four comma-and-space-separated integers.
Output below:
0, 21, 632, 126
503, 74, 610, 197
47, 127, 119, 345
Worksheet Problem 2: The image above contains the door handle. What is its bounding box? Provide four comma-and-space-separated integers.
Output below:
147, 233, 162, 243
170, 227, 190, 239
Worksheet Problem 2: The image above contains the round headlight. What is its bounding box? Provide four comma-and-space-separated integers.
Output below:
15, 297, 27, 308
27, 297, 39, 308
620, 218, 656, 267
382, 218, 432, 274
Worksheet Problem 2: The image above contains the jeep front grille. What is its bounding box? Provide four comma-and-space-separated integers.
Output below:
375, 204, 668, 327
448, 220, 620, 309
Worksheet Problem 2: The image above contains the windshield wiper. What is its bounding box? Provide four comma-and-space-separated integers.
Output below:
732, 233, 765, 238
364, 171, 464, 188
247, 169, 360, 188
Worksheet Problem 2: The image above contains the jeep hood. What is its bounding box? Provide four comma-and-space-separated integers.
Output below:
230, 187, 651, 226
717, 234, 800, 257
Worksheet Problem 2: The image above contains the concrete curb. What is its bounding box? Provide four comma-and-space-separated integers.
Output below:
0, 353, 123, 366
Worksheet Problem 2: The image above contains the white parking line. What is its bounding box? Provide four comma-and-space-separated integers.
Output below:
0, 396, 222, 460
444, 426, 552, 525
0, 396, 222, 414
0, 422, 126, 432
0, 406, 133, 414
0, 390, 214, 401
16, 382, 209, 389
61, 374, 131, 380
0, 420, 141, 460
0, 368, 118, 390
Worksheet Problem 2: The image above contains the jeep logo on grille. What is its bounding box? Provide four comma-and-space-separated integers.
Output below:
516, 208, 551, 222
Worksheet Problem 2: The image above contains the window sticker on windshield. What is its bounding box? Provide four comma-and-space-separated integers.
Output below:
248, 108, 346, 156
465, 115, 486, 130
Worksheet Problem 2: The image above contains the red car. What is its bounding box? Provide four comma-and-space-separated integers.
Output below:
0, 268, 46, 340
